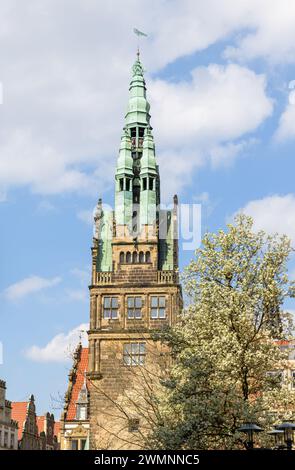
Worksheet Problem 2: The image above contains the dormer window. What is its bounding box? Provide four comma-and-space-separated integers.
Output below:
76, 404, 87, 421
75, 374, 88, 421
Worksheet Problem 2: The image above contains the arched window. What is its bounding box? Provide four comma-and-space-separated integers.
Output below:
126, 252, 131, 263
145, 251, 151, 263
119, 252, 125, 263
139, 251, 144, 263
132, 252, 138, 263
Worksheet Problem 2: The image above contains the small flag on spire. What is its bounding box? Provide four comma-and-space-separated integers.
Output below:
133, 28, 148, 37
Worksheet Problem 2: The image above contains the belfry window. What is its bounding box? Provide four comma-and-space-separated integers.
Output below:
119, 252, 125, 263
150, 296, 166, 319
145, 251, 151, 263
132, 252, 138, 263
119, 178, 124, 191
123, 342, 146, 366
142, 177, 147, 191
127, 297, 142, 319
126, 179, 131, 191
149, 178, 154, 191
138, 128, 144, 147
126, 252, 131, 263
103, 297, 119, 319
139, 251, 144, 263
131, 127, 136, 147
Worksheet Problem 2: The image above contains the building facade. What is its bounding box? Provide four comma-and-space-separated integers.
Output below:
274, 340, 295, 390
11, 395, 39, 450
87, 52, 182, 449
37, 412, 60, 450
0, 380, 18, 450
60, 345, 89, 450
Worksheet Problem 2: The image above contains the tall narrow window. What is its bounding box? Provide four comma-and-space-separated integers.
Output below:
292, 371, 295, 389
150, 296, 166, 319
142, 177, 147, 191
119, 178, 124, 191
127, 297, 142, 319
139, 251, 144, 263
126, 179, 131, 191
131, 127, 136, 147
138, 127, 144, 147
132, 252, 138, 263
119, 252, 125, 263
145, 251, 151, 263
126, 252, 131, 263
76, 404, 87, 420
103, 297, 119, 319
71, 440, 78, 450
123, 343, 146, 366
149, 177, 154, 190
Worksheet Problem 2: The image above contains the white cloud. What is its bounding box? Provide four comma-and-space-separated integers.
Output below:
275, 102, 295, 142
4, 275, 61, 300
153, 64, 272, 198
223, 1, 295, 64
65, 289, 87, 302
70, 267, 91, 284
77, 209, 94, 226
0, 190, 7, 202
25, 323, 88, 363
36, 200, 57, 213
193, 192, 217, 218
151, 64, 272, 147
236, 194, 295, 245
0, 1, 285, 200
63, 268, 90, 302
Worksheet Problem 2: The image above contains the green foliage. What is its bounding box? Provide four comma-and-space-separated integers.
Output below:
150, 215, 295, 449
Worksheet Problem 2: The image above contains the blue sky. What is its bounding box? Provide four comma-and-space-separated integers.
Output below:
0, 0, 295, 416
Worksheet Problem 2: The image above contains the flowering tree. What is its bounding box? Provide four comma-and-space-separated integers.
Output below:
150, 215, 295, 449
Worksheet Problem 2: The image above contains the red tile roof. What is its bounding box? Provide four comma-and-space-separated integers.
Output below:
66, 348, 88, 421
276, 340, 293, 346
54, 421, 60, 437
36, 415, 45, 434
11, 402, 28, 441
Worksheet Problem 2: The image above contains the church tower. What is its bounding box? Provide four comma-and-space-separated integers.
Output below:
88, 52, 182, 449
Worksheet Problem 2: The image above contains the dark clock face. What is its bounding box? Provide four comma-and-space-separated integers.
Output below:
48, 426, 52, 435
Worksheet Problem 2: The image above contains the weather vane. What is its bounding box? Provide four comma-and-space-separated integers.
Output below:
133, 28, 148, 56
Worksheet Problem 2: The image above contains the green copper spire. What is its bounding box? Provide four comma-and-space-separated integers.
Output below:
125, 52, 151, 128
140, 127, 157, 226
116, 128, 133, 176
115, 128, 133, 226
140, 127, 157, 173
